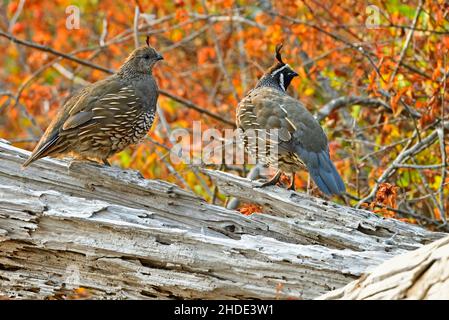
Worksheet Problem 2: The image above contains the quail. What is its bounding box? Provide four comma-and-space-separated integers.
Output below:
236, 44, 345, 195
23, 37, 163, 168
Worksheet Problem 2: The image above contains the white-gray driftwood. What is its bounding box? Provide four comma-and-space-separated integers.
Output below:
318, 235, 449, 299
0, 140, 445, 299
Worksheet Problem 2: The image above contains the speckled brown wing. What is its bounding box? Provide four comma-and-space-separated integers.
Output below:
237, 87, 309, 171
23, 76, 152, 166
237, 87, 345, 195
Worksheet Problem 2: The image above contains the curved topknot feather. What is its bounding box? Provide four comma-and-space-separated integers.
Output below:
275, 43, 284, 64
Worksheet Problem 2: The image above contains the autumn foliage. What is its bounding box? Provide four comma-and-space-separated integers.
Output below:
0, 0, 448, 230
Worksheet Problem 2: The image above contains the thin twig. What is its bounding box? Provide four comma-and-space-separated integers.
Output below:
0, 32, 234, 126
377, 89, 422, 141
316, 96, 396, 121
154, 148, 191, 191
412, 157, 443, 220
235, 8, 248, 93
272, 11, 387, 83
356, 123, 447, 207
158, 89, 235, 127
394, 163, 445, 169
156, 104, 214, 198
334, 23, 449, 35
0, 30, 114, 74
201, 0, 240, 103
133, 6, 140, 48
389, 0, 423, 84
438, 53, 447, 224
99, 17, 108, 47
345, 192, 449, 231
383, 0, 424, 142
188, 12, 266, 29
161, 24, 209, 53
7, 0, 26, 32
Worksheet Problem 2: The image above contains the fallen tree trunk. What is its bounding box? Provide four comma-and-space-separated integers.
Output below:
318, 235, 449, 299
0, 139, 445, 299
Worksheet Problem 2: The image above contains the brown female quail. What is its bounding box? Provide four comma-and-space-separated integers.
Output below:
236, 44, 345, 195
23, 38, 163, 167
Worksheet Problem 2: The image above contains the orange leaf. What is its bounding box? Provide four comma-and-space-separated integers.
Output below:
239, 204, 262, 215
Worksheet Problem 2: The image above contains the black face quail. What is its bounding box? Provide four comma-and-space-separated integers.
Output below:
236, 44, 345, 195
22, 37, 163, 167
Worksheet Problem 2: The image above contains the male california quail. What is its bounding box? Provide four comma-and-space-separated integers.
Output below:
23, 37, 163, 167
236, 44, 345, 195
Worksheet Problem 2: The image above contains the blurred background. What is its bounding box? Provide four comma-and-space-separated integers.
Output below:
0, 0, 448, 230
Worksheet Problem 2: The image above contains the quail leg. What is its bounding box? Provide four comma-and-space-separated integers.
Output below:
257, 170, 282, 188
102, 158, 111, 166
307, 174, 311, 195
288, 173, 296, 191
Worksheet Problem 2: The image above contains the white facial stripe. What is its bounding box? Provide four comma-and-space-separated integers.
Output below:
279, 105, 288, 114
279, 73, 285, 91
271, 64, 291, 76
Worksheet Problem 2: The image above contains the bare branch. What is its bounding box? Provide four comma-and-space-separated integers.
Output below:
393, 164, 445, 169
7, 0, 25, 33
345, 192, 449, 231
0, 31, 234, 127
317, 96, 394, 121
356, 123, 448, 208
158, 89, 235, 127
133, 6, 140, 48
389, 0, 423, 83
201, 1, 240, 103
154, 103, 213, 198
272, 11, 387, 83
99, 17, 108, 47
161, 24, 209, 53
0, 30, 114, 73
188, 13, 266, 29
438, 54, 447, 224
412, 157, 444, 221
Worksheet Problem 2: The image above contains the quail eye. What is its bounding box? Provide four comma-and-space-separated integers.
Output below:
143, 54, 150, 60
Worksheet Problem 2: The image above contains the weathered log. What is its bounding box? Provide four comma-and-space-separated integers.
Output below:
0, 140, 445, 299
205, 170, 443, 252
318, 235, 449, 299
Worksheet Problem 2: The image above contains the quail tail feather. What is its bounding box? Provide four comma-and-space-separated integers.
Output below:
22, 133, 60, 168
295, 146, 345, 195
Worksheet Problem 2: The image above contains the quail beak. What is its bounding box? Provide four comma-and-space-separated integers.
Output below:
156, 53, 164, 61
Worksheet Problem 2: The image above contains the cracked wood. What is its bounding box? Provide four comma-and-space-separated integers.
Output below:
0, 140, 445, 299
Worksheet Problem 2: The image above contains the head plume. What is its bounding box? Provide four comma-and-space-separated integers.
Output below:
119, 38, 163, 77
266, 43, 287, 74
275, 43, 284, 65
257, 43, 298, 91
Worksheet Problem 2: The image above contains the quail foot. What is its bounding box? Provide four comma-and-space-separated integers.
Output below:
23, 37, 163, 168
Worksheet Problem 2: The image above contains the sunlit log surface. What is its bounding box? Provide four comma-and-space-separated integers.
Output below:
318, 235, 449, 300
